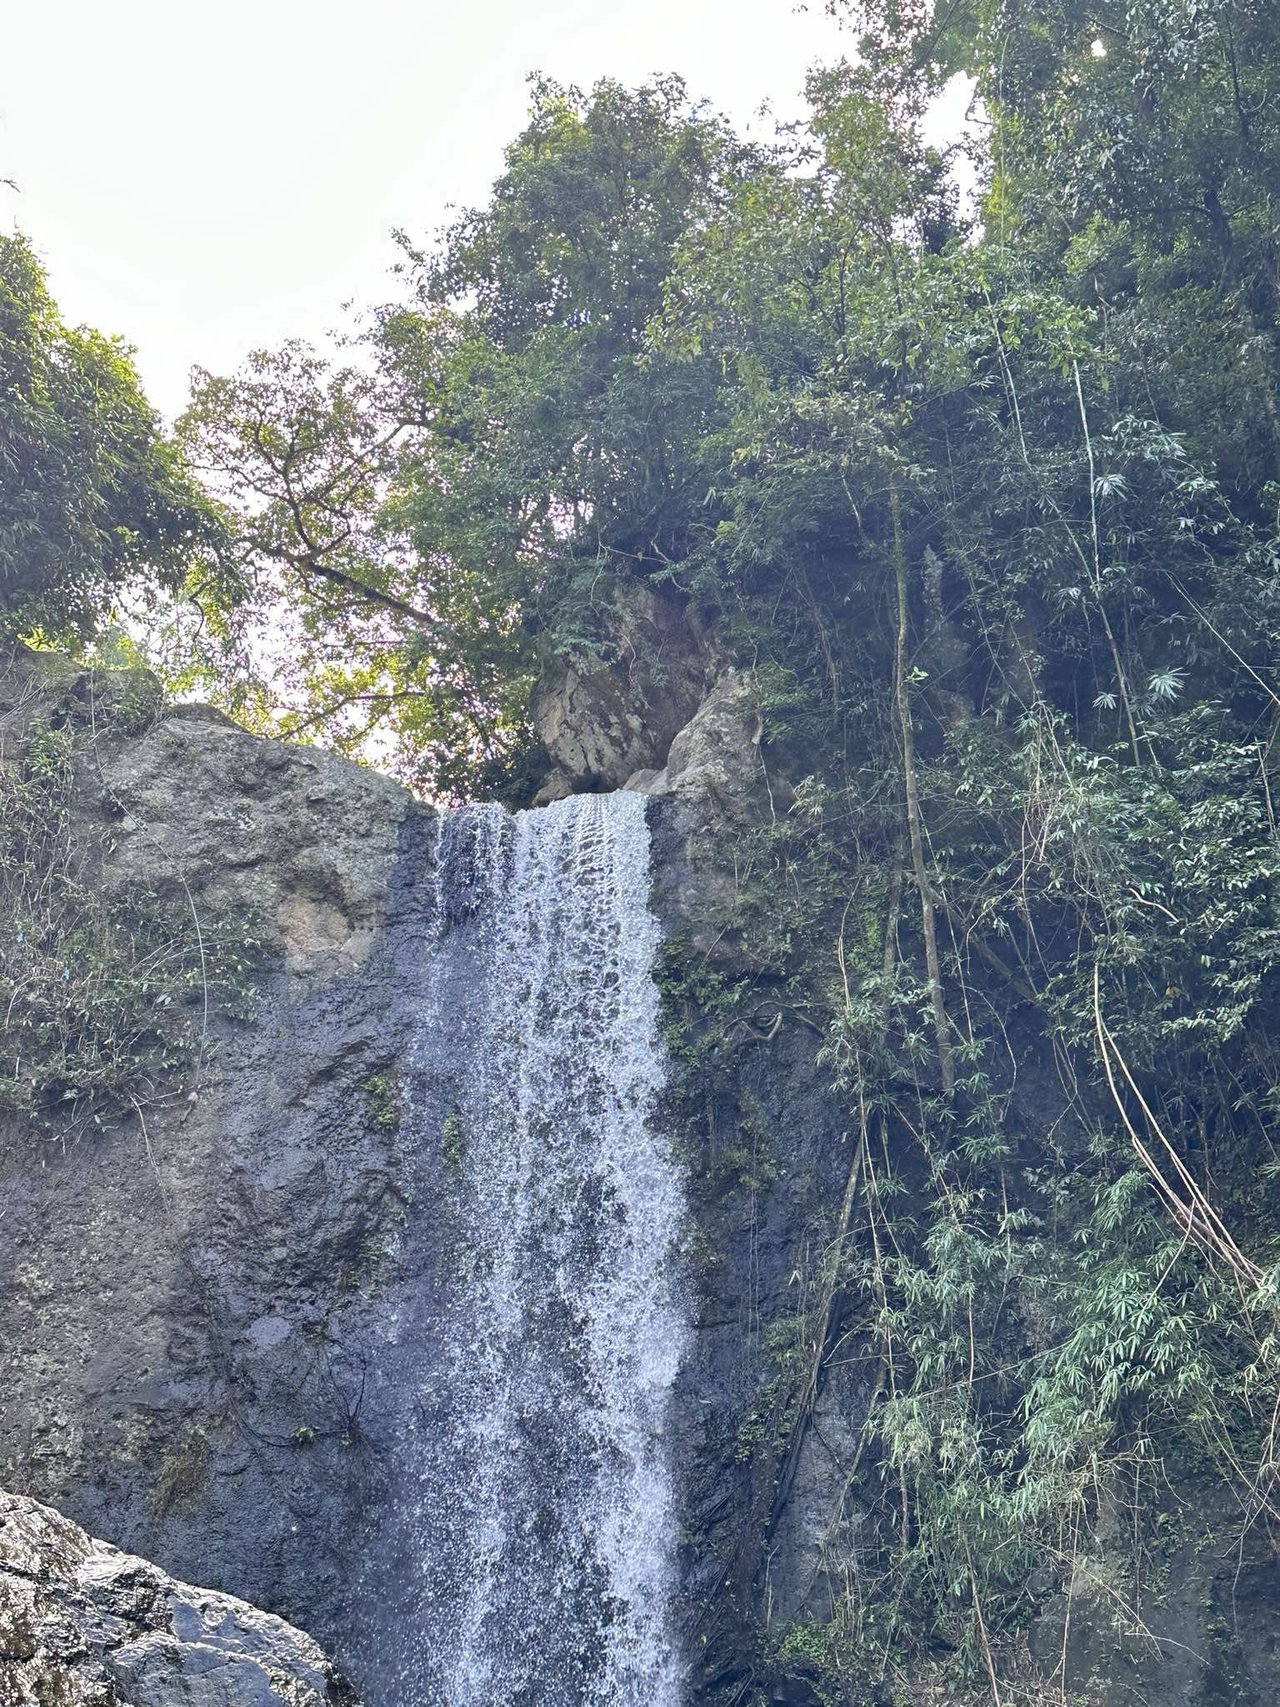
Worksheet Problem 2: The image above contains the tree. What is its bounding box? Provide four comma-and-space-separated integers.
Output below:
646, 24, 1280, 1686
837, 0, 1280, 483
0, 234, 221, 642
177, 329, 539, 801
177, 76, 757, 798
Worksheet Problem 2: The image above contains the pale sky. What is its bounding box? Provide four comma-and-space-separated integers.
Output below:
1, 0, 860, 420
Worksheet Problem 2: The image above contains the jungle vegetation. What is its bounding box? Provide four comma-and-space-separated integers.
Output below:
4, 0, 1280, 1699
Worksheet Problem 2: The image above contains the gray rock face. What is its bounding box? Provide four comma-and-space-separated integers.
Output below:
0, 648, 431, 1665
630, 670, 762, 807
94, 692, 411, 993
532, 583, 723, 795
636, 670, 769, 967
0, 1489, 358, 1706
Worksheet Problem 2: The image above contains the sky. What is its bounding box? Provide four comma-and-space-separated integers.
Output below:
1, 0, 865, 421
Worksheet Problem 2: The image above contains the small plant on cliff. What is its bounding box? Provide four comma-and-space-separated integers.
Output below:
362, 1069, 403, 1133
441, 1111, 466, 1174
151, 1427, 209, 1515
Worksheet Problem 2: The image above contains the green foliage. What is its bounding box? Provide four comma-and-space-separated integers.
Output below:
800, 711, 1280, 1688
362, 1069, 403, 1133
655, 932, 751, 1067
441, 1110, 465, 1174
170, 76, 757, 800
625, 15, 1280, 1692
710, 1092, 782, 1195
0, 235, 224, 643
0, 717, 197, 1134
151, 1426, 209, 1515
175, 335, 537, 801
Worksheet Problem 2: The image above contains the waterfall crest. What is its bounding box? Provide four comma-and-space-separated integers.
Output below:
394, 790, 687, 1706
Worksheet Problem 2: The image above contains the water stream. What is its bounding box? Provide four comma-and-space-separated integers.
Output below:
386, 790, 688, 1706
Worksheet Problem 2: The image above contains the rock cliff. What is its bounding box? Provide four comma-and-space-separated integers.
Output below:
0, 635, 829, 1703
5, 621, 1280, 1707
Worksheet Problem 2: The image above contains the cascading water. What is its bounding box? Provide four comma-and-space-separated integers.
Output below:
379, 790, 688, 1707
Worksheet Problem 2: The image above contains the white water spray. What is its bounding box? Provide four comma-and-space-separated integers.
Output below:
394, 791, 687, 1706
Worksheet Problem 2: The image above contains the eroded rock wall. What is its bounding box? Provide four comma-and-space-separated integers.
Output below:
0, 649, 432, 1653
532, 582, 725, 799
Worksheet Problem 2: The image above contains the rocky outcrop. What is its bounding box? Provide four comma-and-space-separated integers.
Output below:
636, 670, 769, 966
2, 647, 412, 987
0, 1490, 357, 1706
532, 583, 723, 798
629, 669, 762, 810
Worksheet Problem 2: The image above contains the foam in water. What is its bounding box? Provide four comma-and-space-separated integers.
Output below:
394, 790, 687, 1706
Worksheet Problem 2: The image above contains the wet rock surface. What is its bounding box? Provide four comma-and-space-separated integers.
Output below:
0, 648, 432, 1663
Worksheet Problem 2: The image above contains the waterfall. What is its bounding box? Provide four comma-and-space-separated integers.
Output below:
385, 790, 688, 1707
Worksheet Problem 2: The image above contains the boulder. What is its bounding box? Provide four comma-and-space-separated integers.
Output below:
630, 669, 764, 815
0, 1489, 358, 1706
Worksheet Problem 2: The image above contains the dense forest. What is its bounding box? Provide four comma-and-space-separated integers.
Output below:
5, 0, 1280, 1699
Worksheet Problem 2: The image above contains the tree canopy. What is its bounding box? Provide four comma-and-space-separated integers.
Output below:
173, 75, 759, 798
0, 234, 221, 644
